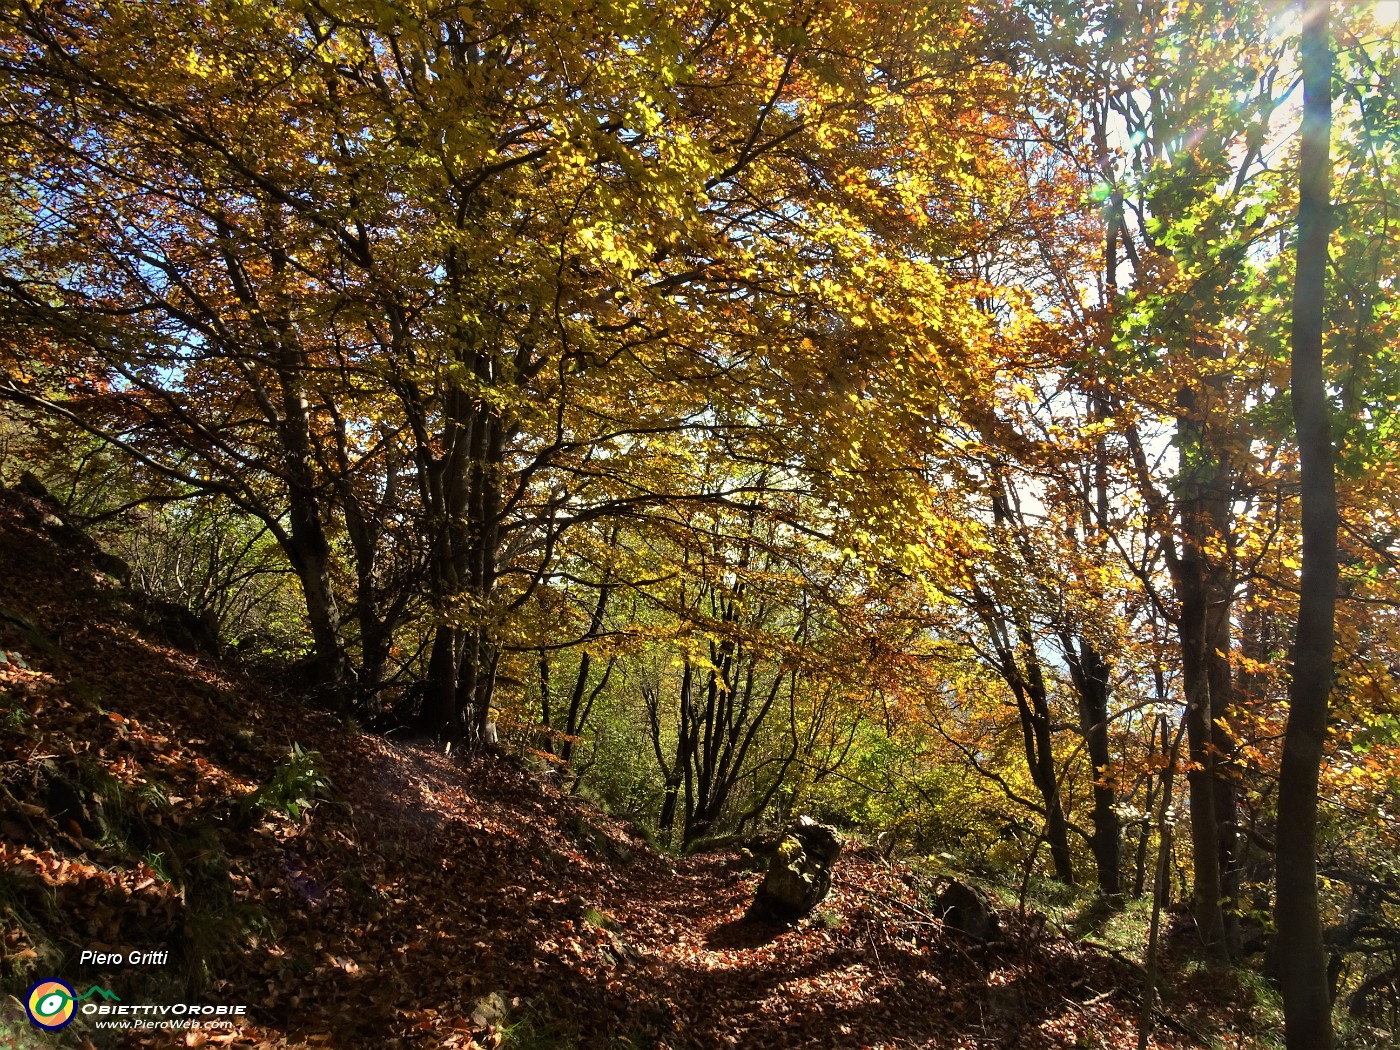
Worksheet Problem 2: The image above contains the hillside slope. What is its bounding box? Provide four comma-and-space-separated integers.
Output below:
0, 483, 1270, 1049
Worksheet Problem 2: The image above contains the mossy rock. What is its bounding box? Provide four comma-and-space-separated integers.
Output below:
749, 816, 845, 923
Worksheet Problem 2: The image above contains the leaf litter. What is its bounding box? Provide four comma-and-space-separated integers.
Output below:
0, 486, 1271, 1049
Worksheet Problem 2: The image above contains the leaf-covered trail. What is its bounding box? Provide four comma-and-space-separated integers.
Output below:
251, 733, 1248, 1049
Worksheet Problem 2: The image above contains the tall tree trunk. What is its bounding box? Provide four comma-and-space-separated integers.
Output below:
1017, 645, 1076, 886
1176, 531, 1229, 956
658, 662, 695, 836
1207, 572, 1241, 952
419, 355, 507, 747
454, 404, 506, 749
1275, 2, 1336, 1046
278, 369, 351, 704
284, 503, 351, 701
1167, 151, 1243, 955
1138, 714, 1188, 1050
1066, 637, 1121, 895
264, 240, 352, 704
424, 626, 462, 739
332, 414, 404, 705
984, 495, 1076, 885
995, 612, 1076, 886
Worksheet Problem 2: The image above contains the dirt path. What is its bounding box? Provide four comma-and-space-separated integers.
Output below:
239, 736, 1219, 1050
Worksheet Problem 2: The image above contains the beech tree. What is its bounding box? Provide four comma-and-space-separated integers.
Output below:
1274, 0, 1336, 1044
1, 0, 1029, 748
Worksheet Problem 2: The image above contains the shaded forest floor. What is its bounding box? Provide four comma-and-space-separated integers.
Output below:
0, 484, 1279, 1049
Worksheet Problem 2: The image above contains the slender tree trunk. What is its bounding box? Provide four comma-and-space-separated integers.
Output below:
555, 566, 618, 763
454, 408, 506, 749
1177, 547, 1229, 956
209, 211, 351, 704
1066, 636, 1121, 894
272, 339, 350, 702
1206, 538, 1241, 951
1275, 2, 1336, 1046
1009, 632, 1076, 886
357, 616, 393, 700
1072, 85, 1123, 900
1133, 807, 1153, 898
1020, 676, 1076, 886
661, 662, 695, 836
1138, 714, 1188, 1050
981, 498, 1077, 886
981, 598, 1076, 886
419, 376, 472, 739
1171, 243, 1241, 956
683, 663, 725, 845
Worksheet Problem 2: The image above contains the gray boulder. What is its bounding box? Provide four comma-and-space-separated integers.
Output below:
750, 816, 845, 922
